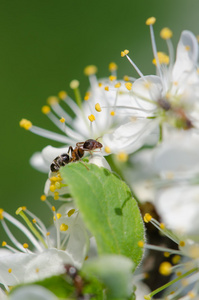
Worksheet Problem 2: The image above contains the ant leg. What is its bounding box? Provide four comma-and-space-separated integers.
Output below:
79, 160, 89, 171
76, 142, 84, 148
67, 146, 74, 156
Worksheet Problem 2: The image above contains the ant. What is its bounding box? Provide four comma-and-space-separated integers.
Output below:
50, 138, 103, 172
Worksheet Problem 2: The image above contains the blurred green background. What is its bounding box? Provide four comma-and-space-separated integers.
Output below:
1, 0, 199, 238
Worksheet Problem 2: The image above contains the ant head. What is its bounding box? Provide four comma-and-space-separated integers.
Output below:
83, 139, 103, 151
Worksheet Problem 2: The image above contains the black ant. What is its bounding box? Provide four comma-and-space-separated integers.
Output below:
50, 139, 103, 172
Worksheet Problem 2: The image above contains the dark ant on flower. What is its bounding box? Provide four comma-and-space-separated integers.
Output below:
50, 138, 103, 172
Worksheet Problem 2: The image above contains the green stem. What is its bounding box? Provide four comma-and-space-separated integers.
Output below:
159, 123, 163, 143
74, 86, 82, 108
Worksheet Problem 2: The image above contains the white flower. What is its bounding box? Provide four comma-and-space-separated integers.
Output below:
0, 203, 88, 289
20, 64, 133, 173
104, 18, 199, 154
9, 285, 57, 300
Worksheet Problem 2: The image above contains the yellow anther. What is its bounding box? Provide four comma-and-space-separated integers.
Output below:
182, 279, 189, 287
176, 271, 182, 276
144, 295, 151, 300
50, 176, 62, 182
138, 240, 144, 248
54, 192, 59, 197
144, 213, 152, 223
23, 243, 29, 249
70, 79, 79, 89
53, 216, 56, 221
163, 252, 170, 258
196, 35, 199, 43
146, 17, 156, 26
98, 82, 103, 87
116, 152, 128, 162
109, 75, 117, 81
56, 213, 62, 219
60, 223, 69, 231
47, 96, 59, 106
60, 117, 65, 123
179, 240, 185, 247
188, 244, 199, 258
95, 103, 102, 112
159, 262, 172, 276
46, 232, 50, 236
160, 27, 173, 40
15, 207, 23, 215
54, 192, 59, 201
0, 208, 4, 220
32, 218, 36, 224
40, 195, 46, 201
88, 114, 95, 122
84, 92, 90, 101
125, 82, 133, 91
58, 90, 67, 100
22, 206, 26, 211
52, 206, 56, 212
187, 291, 195, 299
144, 81, 152, 89
185, 45, 190, 51
50, 184, 56, 192
84, 65, 98, 76
35, 268, 40, 273
109, 62, 118, 71
68, 209, 75, 217
114, 82, 121, 88
41, 105, 51, 114
104, 86, 109, 91
121, 49, 129, 57
8, 268, 12, 273
123, 75, 130, 81
173, 81, 178, 86
160, 223, 165, 229
85, 255, 89, 261
172, 255, 181, 265
152, 52, 169, 65
110, 111, 115, 116
19, 119, 32, 130
55, 181, 61, 189
104, 146, 111, 154
2, 241, 7, 247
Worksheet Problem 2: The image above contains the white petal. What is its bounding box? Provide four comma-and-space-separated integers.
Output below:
9, 285, 57, 300
30, 152, 49, 173
89, 154, 111, 171
41, 145, 69, 165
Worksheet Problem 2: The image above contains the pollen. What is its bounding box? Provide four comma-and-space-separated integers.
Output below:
172, 255, 181, 265
197, 35, 199, 43
123, 75, 130, 81
114, 82, 121, 88
125, 82, 133, 91
84, 65, 98, 76
40, 195, 46, 201
47, 96, 59, 105
52, 206, 56, 212
54, 192, 59, 201
160, 27, 173, 39
176, 271, 182, 276
55, 181, 61, 189
160, 223, 165, 229
2, 241, 7, 246
187, 291, 196, 298
22, 206, 26, 211
152, 52, 169, 65
50, 184, 56, 192
0, 208, 4, 220
138, 240, 144, 248
19, 119, 32, 130
159, 262, 172, 276
46, 232, 50, 236
144, 81, 152, 89
146, 17, 156, 26
60, 117, 65, 123
179, 240, 185, 247
70, 80, 79, 89
98, 82, 103, 87
23, 243, 29, 249
110, 111, 115, 116
68, 209, 76, 217
88, 114, 95, 122
104, 86, 109, 91
56, 213, 62, 219
144, 213, 152, 223
121, 49, 129, 57
109, 75, 117, 81
60, 223, 69, 231
32, 218, 36, 224
35, 268, 40, 273
84, 92, 90, 101
117, 152, 128, 162
41, 105, 51, 114
8, 268, 12, 273
185, 45, 190, 51
164, 252, 170, 258
95, 103, 102, 112
109, 62, 118, 71
58, 90, 67, 100
85, 255, 89, 260
104, 146, 111, 154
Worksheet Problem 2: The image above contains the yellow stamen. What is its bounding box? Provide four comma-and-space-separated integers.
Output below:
188, 291, 195, 299
109, 62, 118, 71
144, 213, 152, 223
22, 206, 26, 211
58, 90, 67, 100
0, 208, 4, 220
104, 86, 109, 91
50, 184, 56, 192
60, 223, 69, 231
15, 207, 23, 215
152, 52, 169, 65
160, 27, 173, 40
160, 223, 165, 229
109, 75, 117, 81
196, 35, 199, 43
52, 206, 56, 212
104, 146, 111, 154
188, 244, 199, 259
84, 65, 98, 76
19, 119, 32, 130
182, 279, 189, 287
123, 75, 129, 81
60, 117, 65, 123
163, 252, 170, 258
110, 111, 115, 116
114, 82, 121, 88
32, 218, 36, 224
176, 271, 182, 276
56, 213, 62, 219
95, 103, 102, 112
2, 241, 7, 247
46, 232, 50, 236
125, 82, 133, 91
84, 92, 90, 101
70, 80, 79, 89
40, 195, 46, 201
23, 243, 29, 249
185, 45, 190, 51
121, 49, 129, 57
41, 105, 51, 114
172, 255, 181, 265
85, 255, 89, 260
68, 209, 75, 217
54, 192, 59, 201
179, 240, 185, 247
144, 295, 151, 300
98, 82, 103, 87
47, 96, 59, 105
8, 268, 12, 273
159, 262, 172, 276
116, 152, 128, 162
146, 17, 156, 26
88, 114, 95, 122
35, 268, 40, 273
138, 240, 144, 248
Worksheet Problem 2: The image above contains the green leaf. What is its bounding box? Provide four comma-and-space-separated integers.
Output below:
61, 162, 145, 268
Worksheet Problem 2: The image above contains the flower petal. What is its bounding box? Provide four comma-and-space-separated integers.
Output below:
9, 285, 57, 300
